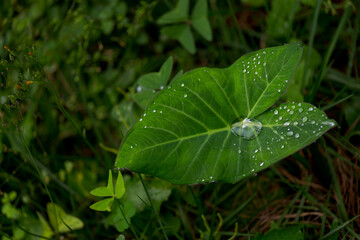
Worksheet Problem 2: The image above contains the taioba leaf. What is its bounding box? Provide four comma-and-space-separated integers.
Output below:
90, 170, 114, 197
47, 203, 84, 233
191, 0, 212, 41
134, 57, 173, 108
115, 43, 337, 184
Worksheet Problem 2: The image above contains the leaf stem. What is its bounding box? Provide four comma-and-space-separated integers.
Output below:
226, 0, 250, 51
116, 199, 140, 240
302, 0, 321, 95
138, 174, 169, 240
308, 6, 352, 102
21, 135, 59, 235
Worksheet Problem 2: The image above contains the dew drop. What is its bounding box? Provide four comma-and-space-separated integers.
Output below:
290, 111, 294, 115
284, 122, 290, 126
322, 120, 336, 127
181, 83, 184, 87
184, 94, 187, 98
139, 118, 143, 121
231, 117, 262, 140
298, 108, 303, 113
255, 149, 258, 153
287, 131, 294, 136
260, 162, 264, 166
153, 109, 156, 113
243, 69, 246, 73
308, 107, 313, 111
274, 110, 279, 115
278, 89, 281, 92
293, 121, 298, 126
281, 145, 284, 149
238, 149, 241, 154
130, 146, 133, 149
302, 117, 308, 122
279, 116, 283, 120
295, 133, 299, 138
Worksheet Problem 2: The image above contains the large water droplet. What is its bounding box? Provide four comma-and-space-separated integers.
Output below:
231, 117, 262, 140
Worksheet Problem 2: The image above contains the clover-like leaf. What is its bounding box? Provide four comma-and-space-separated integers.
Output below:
157, 0, 189, 24
47, 203, 84, 232
191, 0, 212, 41
90, 170, 114, 197
161, 24, 195, 54
115, 43, 337, 184
89, 198, 114, 212
115, 171, 125, 199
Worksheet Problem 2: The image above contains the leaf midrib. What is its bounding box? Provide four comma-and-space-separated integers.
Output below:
131, 123, 291, 155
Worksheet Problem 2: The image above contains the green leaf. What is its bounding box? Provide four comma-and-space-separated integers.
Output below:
89, 198, 114, 212
122, 175, 172, 212
253, 226, 304, 240
161, 24, 195, 54
191, 0, 212, 41
47, 203, 84, 233
157, 0, 189, 24
115, 171, 125, 199
133, 57, 173, 108
105, 200, 136, 232
90, 170, 114, 197
116, 43, 337, 184
36, 212, 53, 238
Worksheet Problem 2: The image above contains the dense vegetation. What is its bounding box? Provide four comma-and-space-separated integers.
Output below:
0, 0, 359, 239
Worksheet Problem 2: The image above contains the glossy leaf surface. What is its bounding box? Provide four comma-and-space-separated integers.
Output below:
116, 43, 337, 184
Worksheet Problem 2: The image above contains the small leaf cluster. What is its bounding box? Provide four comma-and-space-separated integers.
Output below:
90, 170, 126, 212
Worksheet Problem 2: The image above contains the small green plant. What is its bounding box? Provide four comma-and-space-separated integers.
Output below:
115, 42, 337, 184
157, 0, 212, 54
90, 170, 125, 212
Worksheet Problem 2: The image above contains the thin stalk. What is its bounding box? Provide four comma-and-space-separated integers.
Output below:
21, 135, 59, 235
35, 59, 101, 161
302, 0, 322, 95
309, 6, 352, 102
346, 2, 360, 77
323, 140, 348, 221
226, 0, 250, 51
210, 183, 219, 239
138, 174, 169, 240
116, 199, 140, 240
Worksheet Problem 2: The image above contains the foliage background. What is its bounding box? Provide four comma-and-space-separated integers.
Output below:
0, 0, 359, 239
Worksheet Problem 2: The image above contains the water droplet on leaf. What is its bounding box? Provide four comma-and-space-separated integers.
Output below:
231, 117, 262, 140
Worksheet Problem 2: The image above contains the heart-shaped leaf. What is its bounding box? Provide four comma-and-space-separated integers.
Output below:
47, 203, 84, 233
134, 56, 173, 108
115, 43, 337, 184
90, 169, 114, 197
191, 0, 212, 41
115, 171, 125, 199
89, 198, 114, 212
161, 24, 195, 54
157, 0, 189, 24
